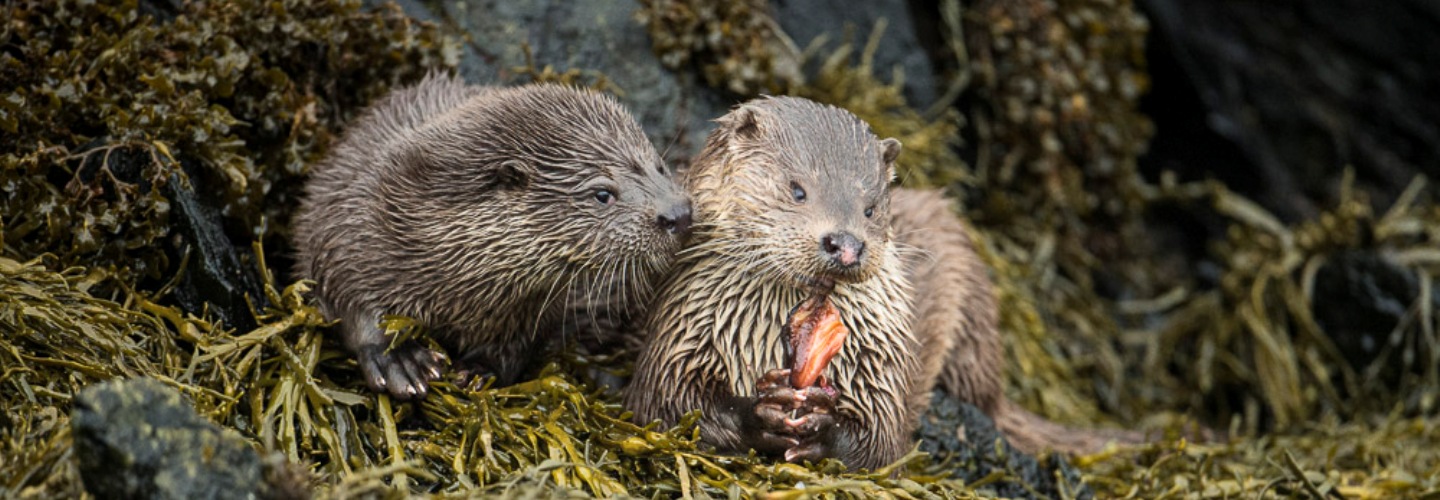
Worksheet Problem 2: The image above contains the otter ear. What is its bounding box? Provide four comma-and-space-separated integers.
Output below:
880, 138, 902, 164
879, 137, 901, 180
727, 104, 763, 140
491, 159, 535, 190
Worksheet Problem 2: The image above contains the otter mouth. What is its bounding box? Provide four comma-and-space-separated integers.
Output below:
796, 275, 838, 295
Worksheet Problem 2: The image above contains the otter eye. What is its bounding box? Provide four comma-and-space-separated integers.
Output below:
594, 189, 615, 206
864, 206, 875, 218
791, 182, 806, 203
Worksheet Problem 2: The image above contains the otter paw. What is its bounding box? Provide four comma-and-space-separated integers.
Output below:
757, 368, 793, 394
785, 385, 838, 434
783, 439, 833, 464
356, 344, 447, 400
754, 369, 838, 438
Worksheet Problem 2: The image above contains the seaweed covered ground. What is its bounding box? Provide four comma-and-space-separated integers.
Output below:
3, 0, 1439, 498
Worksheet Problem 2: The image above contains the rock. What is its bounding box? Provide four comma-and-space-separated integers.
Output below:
1138, 0, 1440, 221
916, 390, 1092, 500
1311, 250, 1436, 380
71, 378, 305, 500
770, 0, 940, 109
64, 141, 266, 331
370, 0, 734, 165
165, 165, 266, 332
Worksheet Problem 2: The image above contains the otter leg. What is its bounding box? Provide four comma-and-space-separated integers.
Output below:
343, 309, 447, 400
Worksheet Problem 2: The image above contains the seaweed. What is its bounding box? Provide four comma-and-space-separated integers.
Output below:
1081, 414, 1440, 498
511, 44, 622, 94
4, 0, 1440, 497
1, 0, 458, 283
1131, 175, 1440, 428
635, 0, 799, 96
0, 249, 1000, 497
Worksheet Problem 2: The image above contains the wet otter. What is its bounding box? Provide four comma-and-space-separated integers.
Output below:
293, 74, 692, 400
624, 96, 1138, 470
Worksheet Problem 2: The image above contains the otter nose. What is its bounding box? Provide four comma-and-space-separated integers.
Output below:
657, 201, 693, 235
820, 232, 865, 268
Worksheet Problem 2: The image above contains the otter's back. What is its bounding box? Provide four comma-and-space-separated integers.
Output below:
310, 73, 486, 183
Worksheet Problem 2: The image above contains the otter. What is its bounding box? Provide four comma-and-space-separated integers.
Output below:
293, 74, 692, 400
624, 96, 1139, 470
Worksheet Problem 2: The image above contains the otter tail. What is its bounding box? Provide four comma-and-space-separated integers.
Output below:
992, 400, 1154, 455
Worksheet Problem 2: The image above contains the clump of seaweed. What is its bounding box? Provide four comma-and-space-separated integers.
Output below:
1130, 175, 1440, 429
1081, 414, 1440, 498
635, 0, 800, 95
0, 248, 1002, 497
930, 0, 1440, 494
942, 0, 1158, 425
511, 44, 623, 95
0, 254, 210, 498
0, 0, 457, 282
958, 0, 1153, 222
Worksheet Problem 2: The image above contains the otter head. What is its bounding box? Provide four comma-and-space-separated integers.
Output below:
386, 84, 691, 302
689, 97, 902, 290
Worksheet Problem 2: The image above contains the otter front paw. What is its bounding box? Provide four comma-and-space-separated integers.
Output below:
754, 368, 839, 462
356, 343, 447, 400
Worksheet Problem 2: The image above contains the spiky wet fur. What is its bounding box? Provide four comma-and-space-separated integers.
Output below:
293, 74, 687, 392
626, 96, 1136, 470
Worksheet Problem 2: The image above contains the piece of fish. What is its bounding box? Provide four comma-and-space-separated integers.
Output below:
783, 295, 849, 389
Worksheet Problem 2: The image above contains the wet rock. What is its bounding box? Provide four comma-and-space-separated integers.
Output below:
71, 378, 303, 500
770, 0, 939, 109
916, 390, 1092, 500
372, 0, 734, 164
165, 164, 266, 332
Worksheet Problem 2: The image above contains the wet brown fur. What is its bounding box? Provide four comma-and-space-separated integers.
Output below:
293, 74, 689, 399
625, 96, 1137, 470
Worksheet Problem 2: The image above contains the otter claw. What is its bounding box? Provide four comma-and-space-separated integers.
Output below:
357, 343, 446, 400
784, 440, 828, 463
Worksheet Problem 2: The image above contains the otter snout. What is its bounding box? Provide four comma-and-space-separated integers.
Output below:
657, 201, 693, 235
820, 231, 865, 268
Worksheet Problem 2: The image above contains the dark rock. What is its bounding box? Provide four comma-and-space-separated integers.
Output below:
1138, 0, 1440, 222
370, 0, 735, 165
64, 141, 266, 330
1311, 250, 1436, 380
71, 378, 302, 500
916, 390, 1092, 500
770, 0, 940, 109
165, 165, 266, 332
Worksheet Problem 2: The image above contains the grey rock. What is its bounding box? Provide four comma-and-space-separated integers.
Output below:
71, 378, 272, 500
371, 0, 735, 165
